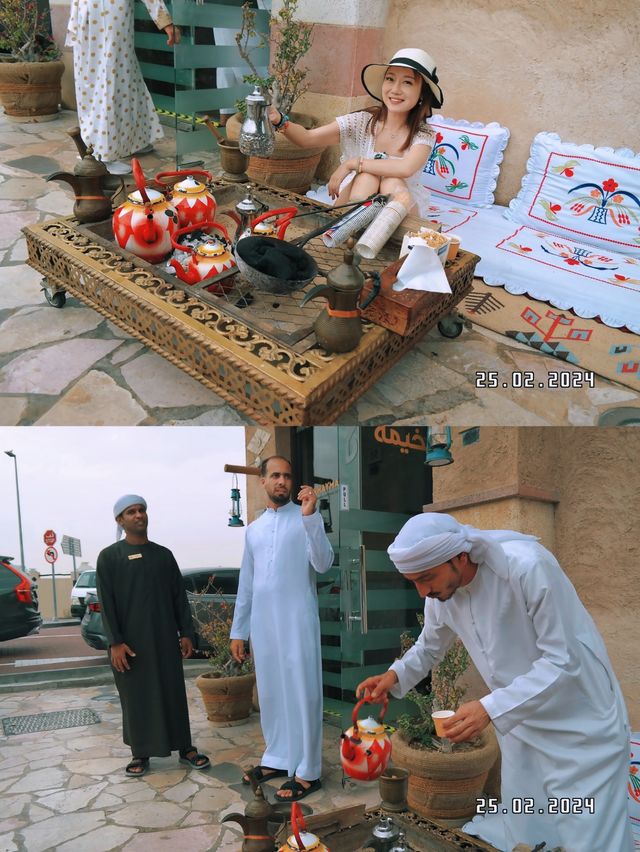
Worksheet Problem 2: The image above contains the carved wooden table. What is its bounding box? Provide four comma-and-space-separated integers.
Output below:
23, 181, 479, 425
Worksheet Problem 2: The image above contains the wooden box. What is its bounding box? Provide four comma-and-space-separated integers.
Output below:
361, 250, 479, 336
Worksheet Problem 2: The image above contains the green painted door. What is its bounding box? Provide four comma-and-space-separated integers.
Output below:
293, 427, 432, 727
134, 0, 269, 165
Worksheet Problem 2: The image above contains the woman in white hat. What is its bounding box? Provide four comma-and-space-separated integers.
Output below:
267, 48, 443, 217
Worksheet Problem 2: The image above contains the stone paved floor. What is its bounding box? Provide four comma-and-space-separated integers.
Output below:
2, 110, 640, 426
0, 677, 381, 852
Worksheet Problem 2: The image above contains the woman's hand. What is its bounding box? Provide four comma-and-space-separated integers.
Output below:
328, 161, 352, 199
164, 24, 181, 46
268, 105, 282, 127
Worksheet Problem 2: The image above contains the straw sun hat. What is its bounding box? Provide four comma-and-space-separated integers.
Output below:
361, 48, 444, 108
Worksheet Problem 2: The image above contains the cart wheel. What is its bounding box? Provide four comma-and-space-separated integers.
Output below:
438, 315, 463, 338
42, 280, 66, 308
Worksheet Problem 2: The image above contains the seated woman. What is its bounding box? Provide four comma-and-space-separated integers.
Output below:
266, 48, 444, 217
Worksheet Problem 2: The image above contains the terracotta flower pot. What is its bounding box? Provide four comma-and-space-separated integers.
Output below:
390, 727, 499, 820
0, 59, 65, 120
195, 670, 256, 727
226, 111, 325, 194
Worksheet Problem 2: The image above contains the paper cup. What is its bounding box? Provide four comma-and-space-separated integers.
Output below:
446, 234, 461, 262
432, 710, 455, 737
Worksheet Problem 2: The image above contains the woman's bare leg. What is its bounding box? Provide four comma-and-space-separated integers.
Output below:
379, 178, 416, 213
335, 172, 381, 206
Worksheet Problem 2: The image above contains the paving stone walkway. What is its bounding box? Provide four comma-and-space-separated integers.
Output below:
0, 677, 381, 851
2, 110, 639, 425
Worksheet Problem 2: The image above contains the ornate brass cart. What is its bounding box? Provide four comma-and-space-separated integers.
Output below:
23, 181, 479, 425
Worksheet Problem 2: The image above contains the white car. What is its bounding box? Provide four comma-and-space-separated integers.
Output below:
70, 569, 97, 618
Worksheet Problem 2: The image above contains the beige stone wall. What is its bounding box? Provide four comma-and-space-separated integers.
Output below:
385, 0, 639, 204
429, 427, 640, 728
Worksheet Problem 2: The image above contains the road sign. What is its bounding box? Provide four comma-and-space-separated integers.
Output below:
44, 546, 58, 564
61, 535, 82, 557
43, 530, 57, 546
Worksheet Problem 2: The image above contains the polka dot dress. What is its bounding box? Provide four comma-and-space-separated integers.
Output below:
66, 0, 171, 161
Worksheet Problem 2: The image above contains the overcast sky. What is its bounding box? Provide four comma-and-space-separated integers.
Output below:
1, 427, 248, 576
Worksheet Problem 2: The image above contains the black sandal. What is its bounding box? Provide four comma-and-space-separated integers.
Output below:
275, 778, 321, 801
125, 757, 149, 777
241, 765, 288, 785
179, 748, 210, 770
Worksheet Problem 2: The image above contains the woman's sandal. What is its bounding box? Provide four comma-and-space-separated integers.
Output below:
125, 757, 149, 777
241, 765, 288, 785
275, 778, 321, 801
179, 748, 210, 770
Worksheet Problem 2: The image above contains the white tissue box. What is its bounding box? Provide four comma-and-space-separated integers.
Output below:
400, 228, 449, 267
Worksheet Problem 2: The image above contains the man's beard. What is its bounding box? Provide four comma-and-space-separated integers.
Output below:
271, 492, 290, 505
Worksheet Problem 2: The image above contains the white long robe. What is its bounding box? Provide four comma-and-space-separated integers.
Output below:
389, 540, 632, 852
231, 501, 334, 780
66, 0, 170, 161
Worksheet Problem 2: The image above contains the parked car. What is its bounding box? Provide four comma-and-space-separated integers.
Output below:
0, 555, 42, 641
70, 569, 97, 618
80, 567, 239, 654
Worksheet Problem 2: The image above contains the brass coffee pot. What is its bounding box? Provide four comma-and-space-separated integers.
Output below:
222, 782, 281, 852
47, 142, 116, 224
301, 240, 380, 353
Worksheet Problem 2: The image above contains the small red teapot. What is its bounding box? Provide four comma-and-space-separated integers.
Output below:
277, 803, 329, 852
169, 221, 236, 293
112, 158, 178, 264
155, 169, 217, 230
340, 694, 391, 781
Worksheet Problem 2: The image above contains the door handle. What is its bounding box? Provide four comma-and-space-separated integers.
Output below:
359, 544, 368, 634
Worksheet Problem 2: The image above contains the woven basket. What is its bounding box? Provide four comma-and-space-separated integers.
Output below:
226, 111, 325, 194
0, 59, 64, 117
390, 728, 499, 820
195, 671, 255, 727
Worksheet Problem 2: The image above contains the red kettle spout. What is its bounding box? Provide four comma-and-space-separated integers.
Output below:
169, 258, 199, 284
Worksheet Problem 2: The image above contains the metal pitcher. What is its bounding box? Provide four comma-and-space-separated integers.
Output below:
239, 86, 276, 157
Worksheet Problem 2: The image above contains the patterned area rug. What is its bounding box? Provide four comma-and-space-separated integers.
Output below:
460, 279, 640, 390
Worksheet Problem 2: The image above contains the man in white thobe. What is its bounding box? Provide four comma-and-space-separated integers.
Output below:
357, 513, 632, 852
230, 456, 334, 801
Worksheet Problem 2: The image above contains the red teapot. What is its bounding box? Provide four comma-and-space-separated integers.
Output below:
155, 169, 217, 230
112, 158, 178, 264
277, 803, 329, 852
169, 221, 236, 293
340, 695, 391, 781
224, 205, 298, 242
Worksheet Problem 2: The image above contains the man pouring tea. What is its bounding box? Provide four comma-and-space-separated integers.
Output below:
357, 513, 632, 852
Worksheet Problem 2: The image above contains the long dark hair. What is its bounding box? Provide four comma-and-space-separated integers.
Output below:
365, 74, 434, 152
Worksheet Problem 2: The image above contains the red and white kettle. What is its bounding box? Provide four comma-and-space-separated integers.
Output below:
112, 158, 178, 264
340, 694, 391, 781
278, 803, 329, 852
155, 169, 217, 230
169, 221, 236, 293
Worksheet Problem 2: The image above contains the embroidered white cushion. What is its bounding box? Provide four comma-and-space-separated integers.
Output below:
506, 132, 640, 258
419, 116, 510, 207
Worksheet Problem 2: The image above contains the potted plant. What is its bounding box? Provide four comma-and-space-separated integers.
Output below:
191, 579, 256, 726
225, 0, 325, 193
0, 0, 65, 120
390, 618, 499, 820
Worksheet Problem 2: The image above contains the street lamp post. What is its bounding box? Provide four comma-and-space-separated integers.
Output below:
4, 451, 26, 572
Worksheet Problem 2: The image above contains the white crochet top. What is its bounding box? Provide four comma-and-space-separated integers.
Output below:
335, 111, 435, 217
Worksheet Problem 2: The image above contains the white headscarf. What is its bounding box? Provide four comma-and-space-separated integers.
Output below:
387, 513, 539, 576
113, 494, 147, 541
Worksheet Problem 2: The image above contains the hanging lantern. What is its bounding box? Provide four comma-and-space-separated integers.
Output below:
426, 427, 453, 467
228, 474, 245, 527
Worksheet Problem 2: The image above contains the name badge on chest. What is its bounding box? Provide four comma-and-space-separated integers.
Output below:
128, 553, 143, 560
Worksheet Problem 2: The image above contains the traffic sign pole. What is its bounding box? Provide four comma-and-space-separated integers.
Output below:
44, 545, 59, 621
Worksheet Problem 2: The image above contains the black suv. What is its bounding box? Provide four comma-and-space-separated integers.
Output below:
0, 556, 42, 641
80, 567, 239, 653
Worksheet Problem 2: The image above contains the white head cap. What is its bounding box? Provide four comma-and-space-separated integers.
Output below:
113, 494, 147, 541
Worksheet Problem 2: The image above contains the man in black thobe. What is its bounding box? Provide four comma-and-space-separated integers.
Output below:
97, 494, 210, 777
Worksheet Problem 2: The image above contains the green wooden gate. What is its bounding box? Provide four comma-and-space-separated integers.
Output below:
134, 0, 269, 165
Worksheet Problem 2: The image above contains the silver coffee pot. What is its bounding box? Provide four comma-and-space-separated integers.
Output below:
239, 86, 276, 157
365, 815, 401, 852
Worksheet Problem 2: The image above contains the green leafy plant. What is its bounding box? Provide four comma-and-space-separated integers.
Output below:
396, 613, 471, 750
0, 0, 61, 62
190, 577, 254, 677
235, 0, 313, 115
